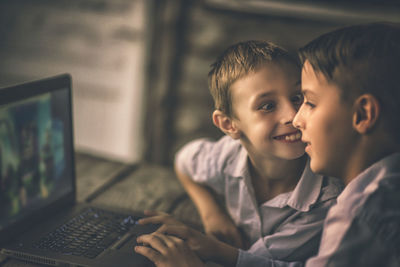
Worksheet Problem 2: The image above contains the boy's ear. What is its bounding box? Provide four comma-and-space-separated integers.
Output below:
352, 94, 380, 134
212, 110, 241, 139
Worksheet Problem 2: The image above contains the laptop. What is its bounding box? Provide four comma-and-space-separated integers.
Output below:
0, 74, 158, 267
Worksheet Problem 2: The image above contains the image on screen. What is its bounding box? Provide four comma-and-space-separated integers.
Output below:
0, 88, 73, 231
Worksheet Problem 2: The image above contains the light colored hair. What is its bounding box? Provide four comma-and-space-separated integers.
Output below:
208, 40, 299, 117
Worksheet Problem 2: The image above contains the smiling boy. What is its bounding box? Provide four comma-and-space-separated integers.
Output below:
293, 22, 400, 266
172, 40, 344, 264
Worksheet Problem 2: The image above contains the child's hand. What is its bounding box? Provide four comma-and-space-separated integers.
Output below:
138, 210, 186, 227
137, 210, 222, 261
203, 213, 247, 249
155, 222, 219, 261
155, 223, 239, 266
135, 232, 205, 267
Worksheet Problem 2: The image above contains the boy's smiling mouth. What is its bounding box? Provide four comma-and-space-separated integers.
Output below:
273, 131, 302, 142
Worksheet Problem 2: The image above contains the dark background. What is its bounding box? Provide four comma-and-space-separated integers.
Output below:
0, 0, 399, 165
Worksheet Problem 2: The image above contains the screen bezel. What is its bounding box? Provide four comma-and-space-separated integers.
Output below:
0, 73, 76, 244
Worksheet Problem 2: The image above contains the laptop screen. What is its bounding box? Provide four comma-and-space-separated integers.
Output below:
0, 76, 75, 233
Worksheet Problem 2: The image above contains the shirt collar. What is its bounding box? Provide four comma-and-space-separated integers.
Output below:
338, 152, 400, 204
229, 151, 324, 212
287, 158, 323, 212
229, 145, 250, 178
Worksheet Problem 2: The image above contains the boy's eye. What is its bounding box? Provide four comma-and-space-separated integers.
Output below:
259, 102, 276, 111
291, 93, 304, 105
305, 101, 316, 108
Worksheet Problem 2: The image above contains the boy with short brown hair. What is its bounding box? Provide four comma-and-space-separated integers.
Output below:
293, 22, 400, 266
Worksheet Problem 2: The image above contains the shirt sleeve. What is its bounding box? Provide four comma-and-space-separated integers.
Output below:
237, 250, 304, 267
174, 136, 232, 195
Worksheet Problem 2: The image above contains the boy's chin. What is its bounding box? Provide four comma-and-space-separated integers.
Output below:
309, 159, 329, 176
280, 150, 306, 160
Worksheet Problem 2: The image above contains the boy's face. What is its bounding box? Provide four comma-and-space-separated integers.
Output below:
293, 60, 356, 177
230, 61, 305, 161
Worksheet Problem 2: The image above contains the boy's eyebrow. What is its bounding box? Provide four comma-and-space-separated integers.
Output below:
255, 91, 275, 99
301, 89, 317, 97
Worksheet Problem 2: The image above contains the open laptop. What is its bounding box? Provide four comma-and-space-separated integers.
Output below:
0, 74, 158, 266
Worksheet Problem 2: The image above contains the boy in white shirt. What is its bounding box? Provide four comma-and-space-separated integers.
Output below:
292, 22, 400, 267
136, 40, 342, 266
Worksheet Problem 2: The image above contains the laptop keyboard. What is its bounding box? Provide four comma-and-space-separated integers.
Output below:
33, 208, 140, 258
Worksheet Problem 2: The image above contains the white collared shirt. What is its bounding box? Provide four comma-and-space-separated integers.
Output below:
175, 136, 343, 264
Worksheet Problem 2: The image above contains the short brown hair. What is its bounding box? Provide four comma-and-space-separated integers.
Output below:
208, 40, 299, 117
299, 22, 400, 139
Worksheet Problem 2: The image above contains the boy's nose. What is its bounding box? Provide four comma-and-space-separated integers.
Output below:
293, 107, 304, 129
281, 102, 298, 125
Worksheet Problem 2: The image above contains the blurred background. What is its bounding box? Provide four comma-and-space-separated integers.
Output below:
0, 0, 399, 166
